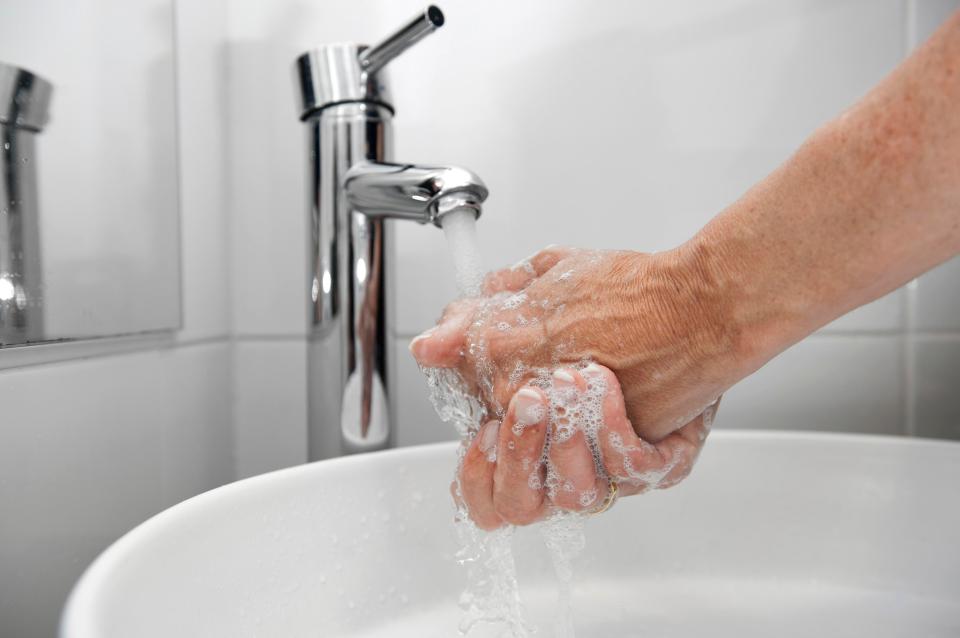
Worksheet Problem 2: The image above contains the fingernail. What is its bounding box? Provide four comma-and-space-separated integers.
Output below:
583, 363, 603, 376
552, 368, 576, 387
514, 388, 546, 425
479, 420, 500, 452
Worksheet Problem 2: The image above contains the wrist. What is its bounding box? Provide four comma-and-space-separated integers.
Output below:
671, 230, 797, 384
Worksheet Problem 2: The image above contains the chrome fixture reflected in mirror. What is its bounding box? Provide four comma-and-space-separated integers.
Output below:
295, 5, 488, 459
0, 62, 51, 345
0, 1, 180, 347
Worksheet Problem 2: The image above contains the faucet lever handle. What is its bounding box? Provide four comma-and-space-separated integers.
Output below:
358, 5, 444, 76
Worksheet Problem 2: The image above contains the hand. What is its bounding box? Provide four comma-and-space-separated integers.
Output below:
455, 364, 715, 530
412, 245, 736, 444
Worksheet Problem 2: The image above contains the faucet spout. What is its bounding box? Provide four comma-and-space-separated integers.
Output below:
344, 161, 488, 226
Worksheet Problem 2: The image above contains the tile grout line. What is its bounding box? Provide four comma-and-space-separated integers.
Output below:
0, 333, 232, 372
910, 332, 960, 341
904, 0, 918, 59
902, 2, 918, 438
903, 281, 918, 437
232, 334, 309, 342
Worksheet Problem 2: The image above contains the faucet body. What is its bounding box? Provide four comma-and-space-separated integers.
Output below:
295, 8, 487, 459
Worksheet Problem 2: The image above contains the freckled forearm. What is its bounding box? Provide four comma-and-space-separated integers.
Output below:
683, 10, 960, 378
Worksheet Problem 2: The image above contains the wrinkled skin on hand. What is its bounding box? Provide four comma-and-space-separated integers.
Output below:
412, 246, 733, 527
413, 246, 731, 441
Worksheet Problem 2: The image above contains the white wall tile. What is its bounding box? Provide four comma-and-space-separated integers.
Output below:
234, 339, 308, 478
160, 344, 234, 506
0, 343, 232, 638
718, 335, 903, 435
910, 0, 960, 48
818, 289, 904, 334
915, 257, 960, 332
913, 337, 960, 440
175, 0, 231, 341
225, 35, 308, 337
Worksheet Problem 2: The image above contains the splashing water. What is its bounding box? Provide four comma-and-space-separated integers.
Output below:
541, 512, 587, 638
423, 210, 599, 636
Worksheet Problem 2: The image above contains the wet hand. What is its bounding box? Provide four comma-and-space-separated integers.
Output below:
455, 364, 714, 530
412, 245, 733, 445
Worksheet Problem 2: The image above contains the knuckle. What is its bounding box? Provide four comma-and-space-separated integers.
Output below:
658, 459, 696, 490
601, 453, 630, 482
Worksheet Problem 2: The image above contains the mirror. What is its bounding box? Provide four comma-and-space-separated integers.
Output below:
0, 0, 180, 346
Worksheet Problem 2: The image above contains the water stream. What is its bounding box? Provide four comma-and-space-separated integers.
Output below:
424, 208, 589, 637
440, 208, 485, 298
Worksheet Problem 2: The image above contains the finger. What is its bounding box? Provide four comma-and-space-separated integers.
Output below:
547, 368, 609, 512
646, 397, 718, 489
585, 363, 700, 493
459, 420, 503, 530
488, 356, 539, 418
529, 245, 577, 277
493, 387, 550, 526
646, 415, 709, 490
481, 245, 577, 295
409, 298, 481, 368
482, 266, 535, 295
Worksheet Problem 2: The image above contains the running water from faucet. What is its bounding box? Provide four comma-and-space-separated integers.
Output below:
440, 208, 484, 297
426, 210, 589, 637
432, 207, 530, 635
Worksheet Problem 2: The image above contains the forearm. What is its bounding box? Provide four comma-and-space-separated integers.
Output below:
686, 11, 960, 377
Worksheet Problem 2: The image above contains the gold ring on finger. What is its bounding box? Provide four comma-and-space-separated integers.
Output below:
589, 480, 619, 516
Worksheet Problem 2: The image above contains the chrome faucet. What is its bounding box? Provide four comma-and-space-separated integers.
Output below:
0, 62, 52, 346
295, 6, 488, 459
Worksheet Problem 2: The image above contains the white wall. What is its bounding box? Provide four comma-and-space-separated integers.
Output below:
0, 2, 232, 636
226, 0, 960, 455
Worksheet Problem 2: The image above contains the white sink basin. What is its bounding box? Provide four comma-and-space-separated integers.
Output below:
61, 431, 960, 637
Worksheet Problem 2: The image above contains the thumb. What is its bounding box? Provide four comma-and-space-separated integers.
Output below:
409, 298, 481, 368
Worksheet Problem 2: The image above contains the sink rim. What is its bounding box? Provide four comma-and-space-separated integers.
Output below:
60, 429, 960, 636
